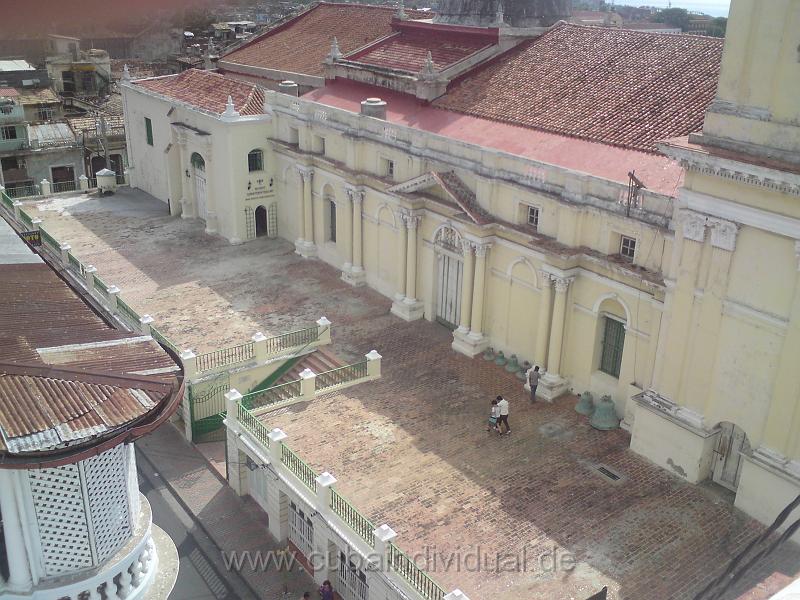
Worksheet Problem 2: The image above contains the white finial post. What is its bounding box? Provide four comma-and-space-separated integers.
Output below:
494, 1, 505, 27
396, 0, 407, 20
421, 50, 436, 78
221, 95, 240, 119
122, 63, 131, 81
329, 36, 342, 61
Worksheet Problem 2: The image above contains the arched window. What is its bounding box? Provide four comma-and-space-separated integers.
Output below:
248, 149, 264, 172
190, 152, 205, 171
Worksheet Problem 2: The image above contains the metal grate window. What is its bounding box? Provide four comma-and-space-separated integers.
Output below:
288, 501, 314, 559
84, 445, 131, 563
1, 126, 17, 140
337, 551, 369, 600
328, 200, 337, 242
527, 205, 540, 229
248, 149, 263, 172
267, 203, 278, 238
599, 317, 625, 378
245, 206, 255, 239
620, 235, 636, 261
145, 117, 153, 146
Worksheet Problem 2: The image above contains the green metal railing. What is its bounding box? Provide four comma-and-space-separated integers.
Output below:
0, 190, 14, 210
265, 326, 319, 355
116, 297, 141, 329
39, 227, 60, 253
196, 341, 255, 373
151, 326, 181, 356
18, 209, 33, 230
315, 360, 369, 391
67, 252, 85, 276
281, 444, 317, 493
330, 488, 376, 547
241, 379, 302, 411
388, 543, 446, 600
93, 273, 109, 298
237, 402, 273, 448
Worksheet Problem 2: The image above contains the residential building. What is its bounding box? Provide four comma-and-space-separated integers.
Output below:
0, 88, 86, 197
119, 0, 800, 596
570, 9, 623, 26
46, 47, 112, 97
0, 60, 48, 89
0, 213, 181, 600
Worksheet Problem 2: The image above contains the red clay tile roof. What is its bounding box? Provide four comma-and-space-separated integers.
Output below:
434, 23, 724, 153
221, 2, 429, 78
0, 88, 18, 97
348, 26, 495, 72
133, 69, 265, 116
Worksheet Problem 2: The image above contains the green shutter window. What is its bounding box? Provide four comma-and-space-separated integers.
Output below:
599, 317, 625, 378
145, 117, 153, 146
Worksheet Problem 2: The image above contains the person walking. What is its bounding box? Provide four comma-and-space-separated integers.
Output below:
528, 365, 540, 402
497, 395, 511, 434
319, 580, 334, 600
487, 399, 500, 432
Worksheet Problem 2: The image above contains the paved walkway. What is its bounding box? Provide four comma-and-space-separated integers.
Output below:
136, 423, 315, 599
28, 190, 800, 600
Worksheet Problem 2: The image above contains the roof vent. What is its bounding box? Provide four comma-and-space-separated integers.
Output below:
278, 80, 299, 97
361, 97, 387, 120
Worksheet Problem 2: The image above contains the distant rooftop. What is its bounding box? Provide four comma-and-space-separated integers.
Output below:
0, 59, 35, 72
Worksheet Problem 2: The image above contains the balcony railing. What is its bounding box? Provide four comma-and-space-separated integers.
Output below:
280, 443, 317, 493
52, 180, 77, 193
237, 401, 272, 449
264, 326, 319, 355
196, 341, 256, 373
5, 184, 40, 199
388, 543, 446, 600
241, 379, 302, 411
330, 488, 376, 547
315, 360, 368, 392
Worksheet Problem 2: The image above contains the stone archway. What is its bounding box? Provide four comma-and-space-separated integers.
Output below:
255, 205, 268, 237
190, 152, 207, 221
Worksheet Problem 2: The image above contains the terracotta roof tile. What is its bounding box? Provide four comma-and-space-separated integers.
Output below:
349, 28, 494, 72
133, 69, 264, 116
221, 2, 428, 78
434, 23, 724, 153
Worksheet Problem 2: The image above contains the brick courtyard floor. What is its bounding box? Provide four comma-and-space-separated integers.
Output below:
26, 189, 800, 600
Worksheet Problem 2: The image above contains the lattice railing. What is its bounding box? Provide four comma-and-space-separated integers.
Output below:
93, 273, 109, 298
39, 227, 60, 253
0, 190, 13, 210
315, 360, 368, 392
67, 252, 85, 276
196, 341, 255, 373
19, 208, 34, 230
330, 488, 376, 547
281, 444, 317, 493
5, 184, 39, 199
388, 543, 446, 600
237, 402, 272, 449
51, 180, 77, 193
265, 326, 319, 355
242, 379, 302, 411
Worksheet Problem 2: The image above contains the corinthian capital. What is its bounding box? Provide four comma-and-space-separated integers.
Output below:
708, 218, 739, 252
474, 242, 491, 258
296, 165, 314, 182
552, 276, 574, 293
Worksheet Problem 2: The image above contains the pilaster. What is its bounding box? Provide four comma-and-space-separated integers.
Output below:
452, 242, 491, 357
535, 270, 554, 368
538, 275, 573, 401
391, 213, 424, 320
342, 187, 366, 286
296, 166, 316, 257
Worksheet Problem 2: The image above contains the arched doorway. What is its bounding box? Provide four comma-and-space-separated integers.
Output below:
255, 205, 267, 237
434, 225, 464, 330
712, 422, 750, 492
190, 152, 207, 220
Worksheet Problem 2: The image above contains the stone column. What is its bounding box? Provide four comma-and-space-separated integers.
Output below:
404, 214, 420, 302
457, 241, 475, 333
0, 469, 32, 590
535, 271, 554, 368
352, 191, 364, 275
539, 276, 573, 401
395, 212, 408, 300
295, 167, 316, 257
468, 243, 490, 338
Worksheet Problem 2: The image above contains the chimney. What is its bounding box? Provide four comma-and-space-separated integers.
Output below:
278, 80, 299, 97
360, 97, 387, 120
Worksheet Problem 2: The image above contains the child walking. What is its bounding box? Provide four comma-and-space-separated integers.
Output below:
487, 399, 500, 432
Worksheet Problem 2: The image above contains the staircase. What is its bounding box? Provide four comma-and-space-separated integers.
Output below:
277, 347, 345, 384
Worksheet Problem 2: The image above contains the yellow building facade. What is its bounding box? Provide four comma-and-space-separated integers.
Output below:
121, 0, 800, 540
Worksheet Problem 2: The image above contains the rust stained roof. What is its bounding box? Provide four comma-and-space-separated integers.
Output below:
433, 22, 724, 153
0, 364, 172, 453
0, 255, 180, 457
133, 69, 265, 116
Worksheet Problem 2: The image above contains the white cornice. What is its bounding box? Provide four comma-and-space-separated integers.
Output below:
661, 143, 800, 197
681, 189, 800, 240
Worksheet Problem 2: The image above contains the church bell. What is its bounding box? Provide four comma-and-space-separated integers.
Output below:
575, 391, 594, 416
589, 395, 620, 430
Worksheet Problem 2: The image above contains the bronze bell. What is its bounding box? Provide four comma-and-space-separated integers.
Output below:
483, 347, 495, 361
505, 354, 520, 373
494, 351, 507, 366
575, 391, 594, 416
590, 395, 620, 430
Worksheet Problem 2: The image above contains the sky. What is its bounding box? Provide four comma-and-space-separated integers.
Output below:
612, 0, 731, 17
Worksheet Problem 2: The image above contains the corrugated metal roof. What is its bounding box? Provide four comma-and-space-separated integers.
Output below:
0, 60, 35, 72
29, 122, 76, 146
0, 212, 181, 459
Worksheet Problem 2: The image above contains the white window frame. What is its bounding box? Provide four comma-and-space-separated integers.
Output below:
620, 235, 636, 261
1, 125, 17, 140
526, 205, 540, 229
380, 156, 395, 179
